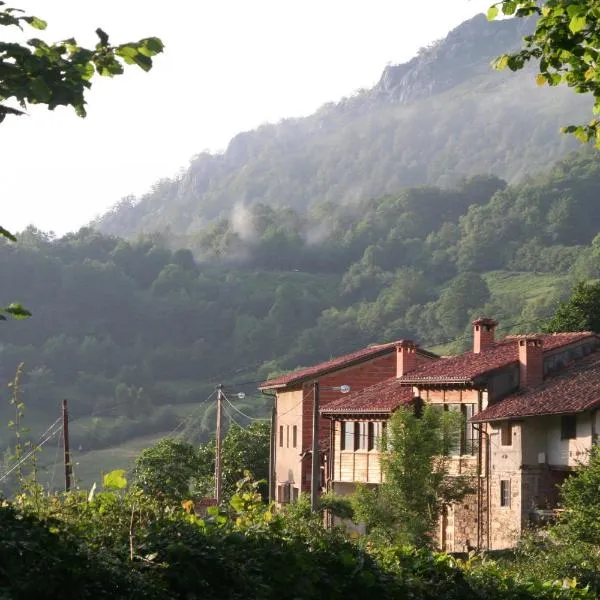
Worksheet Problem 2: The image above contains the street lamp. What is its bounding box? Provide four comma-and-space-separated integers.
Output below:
311, 382, 351, 512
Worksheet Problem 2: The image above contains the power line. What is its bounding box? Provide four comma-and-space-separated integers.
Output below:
221, 391, 269, 422
0, 420, 62, 484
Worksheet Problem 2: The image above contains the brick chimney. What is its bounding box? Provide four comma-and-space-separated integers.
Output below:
396, 340, 417, 377
473, 318, 498, 354
518, 336, 544, 389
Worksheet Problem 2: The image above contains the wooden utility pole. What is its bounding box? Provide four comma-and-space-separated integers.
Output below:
62, 399, 72, 492
310, 381, 320, 512
214, 384, 223, 504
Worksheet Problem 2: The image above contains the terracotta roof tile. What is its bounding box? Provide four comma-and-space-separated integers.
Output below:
259, 341, 435, 389
321, 378, 414, 415
472, 351, 600, 422
399, 332, 594, 384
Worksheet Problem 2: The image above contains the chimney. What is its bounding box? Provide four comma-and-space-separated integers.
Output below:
396, 340, 417, 377
473, 318, 498, 354
518, 336, 544, 389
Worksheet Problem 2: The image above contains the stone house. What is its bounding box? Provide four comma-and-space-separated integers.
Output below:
259, 342, 438, 504
321, 319, 600, 551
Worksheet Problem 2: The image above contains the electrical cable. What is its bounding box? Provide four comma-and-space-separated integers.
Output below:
221, 391, 269, 422
0, 421, 62, 483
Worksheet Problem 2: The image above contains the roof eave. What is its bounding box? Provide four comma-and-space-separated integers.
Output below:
398, 377, 475, 386
321, 410, 394, 418
259, 345, 400, 390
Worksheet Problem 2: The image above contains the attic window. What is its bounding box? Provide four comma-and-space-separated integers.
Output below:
561, 415, 577, 440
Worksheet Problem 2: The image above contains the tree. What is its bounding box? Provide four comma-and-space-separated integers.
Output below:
352, 404, 472, 547
194, 422, 271, 502
554, 446, 600, 546
0, 1, 163, 240
132, 439, 200, 505
544, 281, 600, 333
488, 1, 600, 145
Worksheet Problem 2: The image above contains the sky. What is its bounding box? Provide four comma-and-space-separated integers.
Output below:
1, 0, 492, 235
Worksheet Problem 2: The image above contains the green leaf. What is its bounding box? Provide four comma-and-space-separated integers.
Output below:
0, 226, 16, 241
569, 15, 587, 33
23, 16, 47, 30
487, 4, 498, 21
4, 303, 31, 319
487, 5, 499, 20
103, 469, 127, 490
132, 53, 152, 71
29, 76, 52, 103
493, 55, 509, 71
502, 1, 516, 16
141, 37, 164, 55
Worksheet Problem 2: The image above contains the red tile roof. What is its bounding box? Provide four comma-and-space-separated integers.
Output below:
472, 351, 600, 422
398, 332, 594, 384
321, 377, 414, 415
259, 342, 436, 389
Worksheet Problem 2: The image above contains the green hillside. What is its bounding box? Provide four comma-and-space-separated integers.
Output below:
3, 147, 600, 489
94, 14, 590, 240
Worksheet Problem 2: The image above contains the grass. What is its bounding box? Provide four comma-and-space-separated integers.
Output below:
71, 431, 168, 489
483, 270, 569, 304
427, 271, 571, 356
0, 402, 206, 492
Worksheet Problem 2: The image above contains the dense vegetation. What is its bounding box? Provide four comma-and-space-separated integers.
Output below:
3, 147, 600, 485
94, 14, 591, 239
0, 471, 595, 600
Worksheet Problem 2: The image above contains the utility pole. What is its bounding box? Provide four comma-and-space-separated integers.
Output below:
62, 399, 72, 492
214, 384, 223, 504
310, 381, 320, 512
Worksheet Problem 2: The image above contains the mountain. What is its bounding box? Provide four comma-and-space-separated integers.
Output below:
94, 13, 591, 240
3, 146, 600, 491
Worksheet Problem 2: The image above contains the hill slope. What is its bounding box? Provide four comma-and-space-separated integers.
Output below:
94, 13, 591, 239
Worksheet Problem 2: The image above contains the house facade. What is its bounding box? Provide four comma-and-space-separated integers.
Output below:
259, 342, 438, 504
321, 319, 600, 551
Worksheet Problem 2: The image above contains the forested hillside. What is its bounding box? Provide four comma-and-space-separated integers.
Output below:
94, 13, 591, 240
2, 147, 600, 486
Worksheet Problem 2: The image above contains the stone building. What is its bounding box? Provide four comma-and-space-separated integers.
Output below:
321, 319, 600, 551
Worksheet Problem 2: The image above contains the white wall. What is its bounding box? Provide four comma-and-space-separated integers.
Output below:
275, 389, 303, 489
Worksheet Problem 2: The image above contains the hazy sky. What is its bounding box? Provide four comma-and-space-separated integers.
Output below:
1, 0, 492, 235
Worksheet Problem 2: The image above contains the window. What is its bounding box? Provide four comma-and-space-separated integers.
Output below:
445, 403, 477, 456
462, 404, 477, 455
368, 422, 383, 451
355, 422, 368, 451
277, 484, 290, 504
446, 404, 462, 456
500, 422, 513, 446
292, 425, 297, 448
561, 415, 577, 440
286, 425, 290, 448
279, 425, 283, 447
500, 479, 510, 508
341, 421, 354, 451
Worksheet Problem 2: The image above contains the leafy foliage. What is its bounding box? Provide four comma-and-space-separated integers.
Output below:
132, 439, 200, 504
489, 1, 600, 145
0, 1, 163, 120
544, 281, 600, 333
0, 474, 593, 600
353, 405, 472, 546
554, 446, 600, 546
130, 422, 270, 506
